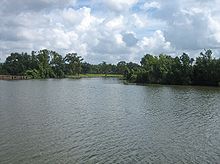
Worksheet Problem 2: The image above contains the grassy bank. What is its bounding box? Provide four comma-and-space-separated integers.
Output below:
67, 74, 123, 79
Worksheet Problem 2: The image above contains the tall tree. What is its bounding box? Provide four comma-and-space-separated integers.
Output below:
117, 61, 127, 75
193, 50, 212, 84
81, 62, 92, 74
64, 53, 83, 75
36, 49, 55, 78
3, 52, 32, 75
179, 53, 193, 84
50, 51, 65, 78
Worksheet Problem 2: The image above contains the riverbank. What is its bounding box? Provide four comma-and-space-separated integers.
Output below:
0, 74, 123, 80
0, 75, 28, 80
124, 80, 220, 87
66, 74, 123, 79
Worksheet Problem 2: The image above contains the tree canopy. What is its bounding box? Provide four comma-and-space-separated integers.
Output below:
0, 49, 220, 86
127, 50, 220, 86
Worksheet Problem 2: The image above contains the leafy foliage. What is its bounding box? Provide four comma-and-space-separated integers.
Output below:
127, 50, 220, 86
0, 49, 219, 86
0, 49, 124, 78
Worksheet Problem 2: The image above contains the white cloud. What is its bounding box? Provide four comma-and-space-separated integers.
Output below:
105, 15, 124, 30
1, 0, 220, 63
208, 15, 220, 43
0, 0, 75, 13
104, 0, 138, 11
131, 14, 147, 28
76, 7, 103, 31
138, 30, 173, 54
142, 1, 161, 11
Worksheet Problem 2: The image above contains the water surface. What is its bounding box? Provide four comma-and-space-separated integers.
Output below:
0, 78, 220, 163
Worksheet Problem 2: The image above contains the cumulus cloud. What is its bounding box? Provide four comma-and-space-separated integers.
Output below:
0, 0, 220, 63
154, 0, 220, 50
0, 0, 75, 14
103, 0, 138, 11
105, 16, 124, 30
138, 30, 173, 54
142, 1, 161, 11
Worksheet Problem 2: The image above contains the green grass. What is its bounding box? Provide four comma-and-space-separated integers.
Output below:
67, 74, 123, 79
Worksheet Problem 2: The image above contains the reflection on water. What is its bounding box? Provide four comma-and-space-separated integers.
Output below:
0, 78, 220, 163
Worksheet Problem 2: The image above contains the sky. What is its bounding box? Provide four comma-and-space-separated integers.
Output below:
1, 0, 220, 64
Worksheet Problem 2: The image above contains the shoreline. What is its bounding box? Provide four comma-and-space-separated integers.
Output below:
0, 75, 28, 80
1, 74, 219, 87
66, 74, 123, 79
123, 80, 220, 88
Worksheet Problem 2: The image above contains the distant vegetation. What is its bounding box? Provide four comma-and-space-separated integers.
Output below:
0, 49, 131, 78
126, 49, 220, 86
0, 49, 220, 86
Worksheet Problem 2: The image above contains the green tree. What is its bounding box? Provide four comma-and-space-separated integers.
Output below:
25, 69, 40, 79
193, 49, 218, 85
99, 61, 108, 76
117, 61, 127, 75
81, 62, 92, 74
178, 53, 194, 84
166, 56, 182, 84
3, 52, 32, 75
64, 53, 83, 75
140, 54, 160, 83
50, 51, 65, 78
36, 49, 55, 78
0, 63, 3, 74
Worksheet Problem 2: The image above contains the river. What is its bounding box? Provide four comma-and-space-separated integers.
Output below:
0, 78, 220, 163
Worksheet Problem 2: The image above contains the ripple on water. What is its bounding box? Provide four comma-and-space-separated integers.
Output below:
0, 79, 220, 163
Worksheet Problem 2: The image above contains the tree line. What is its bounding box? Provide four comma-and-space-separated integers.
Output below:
0, 49, 219, 86
125, 49, 220, 86
0, 49, 136, 78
